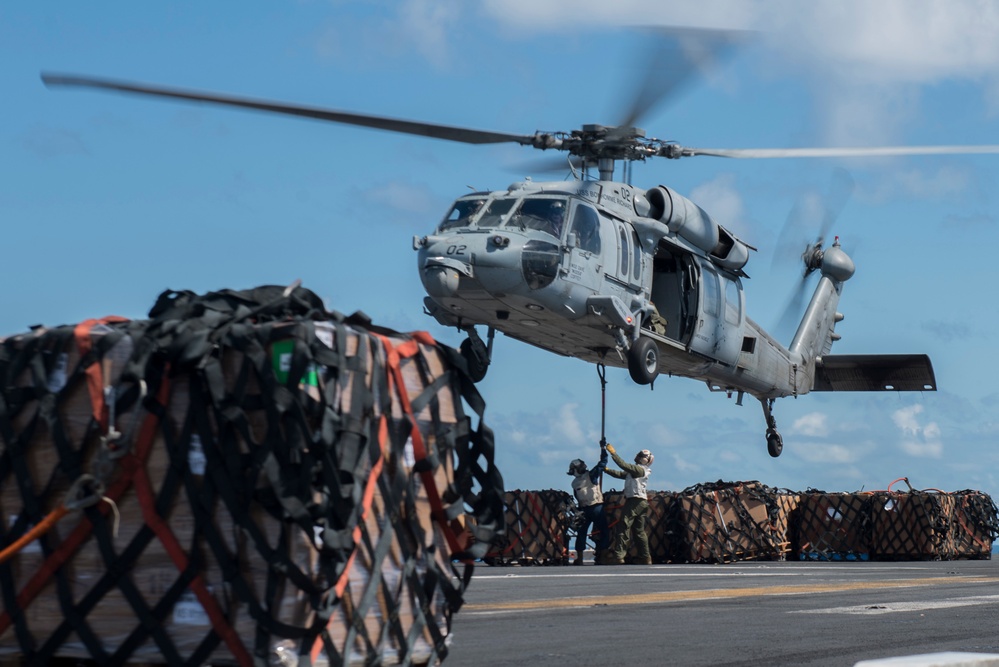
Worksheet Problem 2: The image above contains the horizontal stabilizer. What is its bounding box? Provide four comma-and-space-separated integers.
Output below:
812, 354, 936, 392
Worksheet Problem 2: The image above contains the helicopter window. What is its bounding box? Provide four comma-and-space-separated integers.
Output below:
703, 269, 720, 317
476, 198, 517, 228
618, 226, 629, 276
631, 230, 642, 281
439, 197, 487, 231
724, 278, 741, 325
569, 205, 601, 254
510, 198, 568, 239
521, 239, 560, 290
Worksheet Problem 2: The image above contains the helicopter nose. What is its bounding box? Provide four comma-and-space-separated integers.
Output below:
422, 264, 461, 299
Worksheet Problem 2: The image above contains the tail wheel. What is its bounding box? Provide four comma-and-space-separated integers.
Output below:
627, 336, 660, 385
766, 429, 783, 458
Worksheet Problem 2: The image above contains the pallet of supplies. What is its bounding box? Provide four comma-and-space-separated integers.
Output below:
0, 285, 504, 666
669, 481, 782, 563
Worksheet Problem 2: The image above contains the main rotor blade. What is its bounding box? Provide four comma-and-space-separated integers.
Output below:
680, 145, 999, 158
616, 27, 747, 131
41, 73, 538, 146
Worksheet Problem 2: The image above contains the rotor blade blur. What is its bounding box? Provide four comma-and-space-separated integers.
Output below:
41, 73, 538, 146
509, 154, 585, 176
771, 169, 853, 273
817, 167, 854, 244
681, 145, 999, 158
616, 27, 747, 130
775, 273, 812, 343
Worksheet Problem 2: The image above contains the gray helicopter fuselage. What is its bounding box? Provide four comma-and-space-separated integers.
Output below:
414, 178, 811, 401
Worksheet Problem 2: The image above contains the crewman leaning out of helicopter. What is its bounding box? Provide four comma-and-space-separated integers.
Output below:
602, 444, 654, 565
566, 445, 611, 565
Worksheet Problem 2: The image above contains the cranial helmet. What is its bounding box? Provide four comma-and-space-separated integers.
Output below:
567, 459, 587, 475
635, 449, 654, 466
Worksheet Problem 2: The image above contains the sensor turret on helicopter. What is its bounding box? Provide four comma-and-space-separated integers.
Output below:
46, 36, 999, 456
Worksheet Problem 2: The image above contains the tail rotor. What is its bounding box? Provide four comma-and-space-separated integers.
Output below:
773, 169, 855, 340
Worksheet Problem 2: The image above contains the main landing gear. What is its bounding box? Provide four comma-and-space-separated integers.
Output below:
761, 398, 783, 457
627, 336, 660, 385
459, 326, 494, 383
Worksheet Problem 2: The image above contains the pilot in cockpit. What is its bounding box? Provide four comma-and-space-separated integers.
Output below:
546, 201, 565, 237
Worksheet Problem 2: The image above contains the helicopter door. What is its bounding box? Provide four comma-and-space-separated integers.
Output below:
612, 221, 643, 290
563, 203, 603, 291
688, 260, 743, 365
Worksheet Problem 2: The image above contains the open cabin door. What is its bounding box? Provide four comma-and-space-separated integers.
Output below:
650, 245, 698, 344
652, 245, 745, 365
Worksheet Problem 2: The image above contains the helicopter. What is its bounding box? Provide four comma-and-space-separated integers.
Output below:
41, 58, 999, 458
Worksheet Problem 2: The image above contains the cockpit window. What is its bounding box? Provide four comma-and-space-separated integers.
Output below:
439, 198, 487, 232
508, 198, 568, 239
569, 204, 601, 254
475, 198, 517, 228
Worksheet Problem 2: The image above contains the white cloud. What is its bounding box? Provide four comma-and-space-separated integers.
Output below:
791, 411, 828, 436
689, 174, 748, 237
555, 403, 587, 443
795, 443, 856, 464
467, 1, 999, 145
892, 404, 944, 458
670, 451, 701, 473
391, 0, 464, 69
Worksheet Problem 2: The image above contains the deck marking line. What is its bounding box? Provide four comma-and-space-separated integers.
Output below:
462, 576, 999, 614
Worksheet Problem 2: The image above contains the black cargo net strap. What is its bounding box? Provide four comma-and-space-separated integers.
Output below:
0, 284, 505, 667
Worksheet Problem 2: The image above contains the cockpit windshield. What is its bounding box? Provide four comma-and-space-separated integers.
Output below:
475, 198, 517, 228
507, 197, 569, 239
439, 197, 487, 232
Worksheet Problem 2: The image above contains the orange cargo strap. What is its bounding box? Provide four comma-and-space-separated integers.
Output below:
0, 506, 68, 566
311, 415, 390, 664
73, 316, 130, 429
376, 332, 469, 556
127, 437, 252, 666
331, 415, 388, 600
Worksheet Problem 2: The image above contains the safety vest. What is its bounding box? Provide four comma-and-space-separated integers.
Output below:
572, 472, 603, 507
623, 464, 650, 500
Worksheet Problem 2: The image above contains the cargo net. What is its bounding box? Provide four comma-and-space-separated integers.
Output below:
793, 492, 875, 561
666, 481, 785, 564
484, 490, 573, 565
869, 490, 999, 561
483, 481, 998, 566
603, 491, 674, 563
0, 285, 505, 667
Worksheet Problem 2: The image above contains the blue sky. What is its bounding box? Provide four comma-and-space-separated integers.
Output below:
3, 1, 999, 501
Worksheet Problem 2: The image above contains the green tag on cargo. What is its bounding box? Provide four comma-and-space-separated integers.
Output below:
272, 339, 318, 386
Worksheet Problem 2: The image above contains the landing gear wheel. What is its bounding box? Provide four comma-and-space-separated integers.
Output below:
627, 336, 660, 385
766, 428, 783, 458
460, 337, 489, 383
